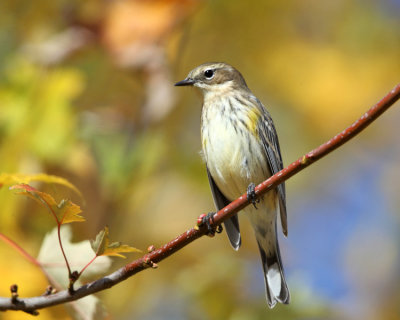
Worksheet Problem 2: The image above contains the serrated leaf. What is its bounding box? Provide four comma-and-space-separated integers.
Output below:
90, 228, 107, 256
57, 199, 85, 224
0, 172, 82, 198
10, 183, 57, 207
90, 227, 141, 258
10, 183, 84, 224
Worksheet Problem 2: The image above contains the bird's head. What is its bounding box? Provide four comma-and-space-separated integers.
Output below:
175, 62, 248, 94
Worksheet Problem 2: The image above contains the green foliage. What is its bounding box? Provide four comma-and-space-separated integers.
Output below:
0, 58, 83, 164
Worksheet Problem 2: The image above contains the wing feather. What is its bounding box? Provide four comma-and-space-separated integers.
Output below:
206, 167, 241, 249
253, 97, 288, 236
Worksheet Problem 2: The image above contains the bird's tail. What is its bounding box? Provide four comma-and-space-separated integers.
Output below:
253, 213, 290, 308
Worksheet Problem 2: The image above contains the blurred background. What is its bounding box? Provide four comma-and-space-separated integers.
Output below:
0, 0, 399, 319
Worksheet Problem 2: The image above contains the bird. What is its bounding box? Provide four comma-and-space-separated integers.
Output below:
175, 62, 289, 308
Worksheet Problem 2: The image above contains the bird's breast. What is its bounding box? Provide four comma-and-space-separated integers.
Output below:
201, 96, 269, 200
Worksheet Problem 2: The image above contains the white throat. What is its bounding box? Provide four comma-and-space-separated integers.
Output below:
196, 81, 235, 101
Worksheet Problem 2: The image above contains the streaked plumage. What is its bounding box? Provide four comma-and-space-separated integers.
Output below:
175, 62, 289, 308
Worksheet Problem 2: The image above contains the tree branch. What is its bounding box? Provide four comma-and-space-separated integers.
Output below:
1, 83, 399, 314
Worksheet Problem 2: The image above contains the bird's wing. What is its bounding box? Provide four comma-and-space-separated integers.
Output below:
255, 99, 288, 236
206, 167, 241, 250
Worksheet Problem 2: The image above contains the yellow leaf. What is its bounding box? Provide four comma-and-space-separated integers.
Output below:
10, 184, 84, 224
57, 199, 85, 224
90, 227, 141, 258
10, 183, 57, 207
0, 173, 82, 199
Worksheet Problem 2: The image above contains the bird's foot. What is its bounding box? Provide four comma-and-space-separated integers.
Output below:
247, 183, 260, 209
197, 212, 223, 237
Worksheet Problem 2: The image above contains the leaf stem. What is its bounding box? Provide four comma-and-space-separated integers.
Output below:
78, 254, 98, 278
57, 224, 72, 276
39, 195, 72, 278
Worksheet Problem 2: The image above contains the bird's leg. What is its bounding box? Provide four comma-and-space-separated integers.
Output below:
247, 183, 260, 209
200, 212, 223, 236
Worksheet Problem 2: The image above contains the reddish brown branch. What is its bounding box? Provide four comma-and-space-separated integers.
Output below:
0, 83, 399, 314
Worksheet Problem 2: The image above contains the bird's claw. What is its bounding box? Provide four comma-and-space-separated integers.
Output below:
247, 183, 260, 209
200, 212, 223, 236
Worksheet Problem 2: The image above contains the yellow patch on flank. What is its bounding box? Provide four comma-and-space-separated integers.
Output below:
246, 107, 262, 137
202, 137, 207, 149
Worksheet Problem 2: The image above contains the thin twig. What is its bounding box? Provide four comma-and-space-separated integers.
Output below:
0, 233, 41, 267
36, 194, 73, 277
57, 224, 72, 277
0, 83, 398, 313
78, 254, 98, 278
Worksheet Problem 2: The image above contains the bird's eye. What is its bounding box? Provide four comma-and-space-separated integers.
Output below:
204, 69, 214, 79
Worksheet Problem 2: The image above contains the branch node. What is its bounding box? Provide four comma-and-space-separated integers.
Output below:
196, 213, 207, 226
68, 285, 75, 295
68, 271, 79, 294
142, 256, 158, 268
10, 284, 18, 303
147, 245, 155, 253
143, 256, 150, 265
41, 285, 54, 296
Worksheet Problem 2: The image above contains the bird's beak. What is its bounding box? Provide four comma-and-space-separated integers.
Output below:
174, 78, 195, 86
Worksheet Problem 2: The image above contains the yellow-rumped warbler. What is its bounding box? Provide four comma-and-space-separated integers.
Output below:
175, 62, 289, 307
